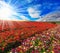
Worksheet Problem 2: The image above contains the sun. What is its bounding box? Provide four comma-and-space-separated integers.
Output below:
0, 0, 29, 21
0, 1, 15, 21
0, 7, 13, 20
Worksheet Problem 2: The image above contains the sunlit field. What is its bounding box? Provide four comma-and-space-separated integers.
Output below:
0, 20, 60, 53
0, 0, 60, 53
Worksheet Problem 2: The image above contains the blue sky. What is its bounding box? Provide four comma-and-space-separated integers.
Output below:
0, 0, 60, 21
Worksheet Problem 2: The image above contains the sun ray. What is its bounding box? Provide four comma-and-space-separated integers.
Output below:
2, 20, 4, 30
7, 0, 13, 4
7, 21, 15, 29
0, 0, 29, 22
0, 0, 17, 21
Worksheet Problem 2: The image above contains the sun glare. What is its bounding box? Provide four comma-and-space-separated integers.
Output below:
0, 1, 16, 21
0, 7, 13, 20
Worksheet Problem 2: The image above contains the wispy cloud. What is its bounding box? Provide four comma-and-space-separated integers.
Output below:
27, 4, 41, 19
36, 11, 60, 21
26, 0, 33, 3
20, 15, 30, 21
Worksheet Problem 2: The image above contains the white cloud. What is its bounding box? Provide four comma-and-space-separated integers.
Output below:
27, 7, 41, 18
20, 15, 30, 21
39, 11, 60, 21
35, 11, 60, 21
26, 0, 33, 3
35, 16, 42, 21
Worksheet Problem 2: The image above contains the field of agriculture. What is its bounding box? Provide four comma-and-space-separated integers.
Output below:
0, 20, 60, 53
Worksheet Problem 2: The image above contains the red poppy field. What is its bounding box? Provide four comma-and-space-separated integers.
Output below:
0, 20, 60, 53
